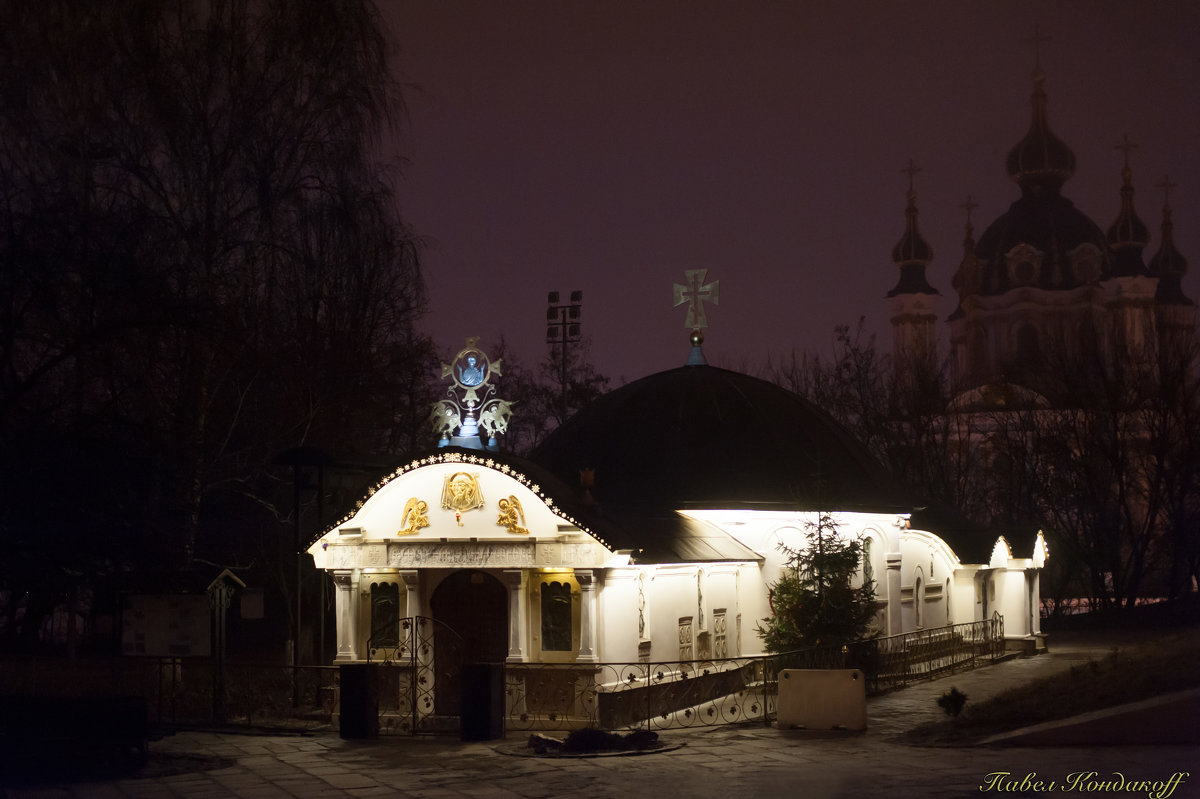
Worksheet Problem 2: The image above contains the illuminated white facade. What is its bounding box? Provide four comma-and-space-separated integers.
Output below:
308, 450, 1048, 666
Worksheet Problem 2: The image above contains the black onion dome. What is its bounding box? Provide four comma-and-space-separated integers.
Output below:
531, 365, 906, 513
1106, 167, 1150, 248
1106, 164, 1151, 278
1151, 203, 1192, 305
974, 67, 1107, 294
1005, 68, 1076, 192
887, 189, 939, 297
890, 190, 935, 266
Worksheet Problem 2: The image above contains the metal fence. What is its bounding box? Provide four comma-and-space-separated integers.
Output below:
771, 612, 1007, 696
0, 614, 1005, 734
0, 656, 339, 729
501, 613, 1006, 731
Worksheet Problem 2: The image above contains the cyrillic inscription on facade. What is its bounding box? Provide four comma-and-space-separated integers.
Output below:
387, 542, 536, 568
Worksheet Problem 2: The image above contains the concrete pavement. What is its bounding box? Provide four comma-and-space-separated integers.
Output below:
4, 631, 1196, 799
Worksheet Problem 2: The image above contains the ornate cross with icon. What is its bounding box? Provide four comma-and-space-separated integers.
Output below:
431, 338, 514, 451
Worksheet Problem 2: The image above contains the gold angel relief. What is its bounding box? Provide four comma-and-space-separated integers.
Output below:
496, 495, 529, 535
397, 484, 528, 535
398, 497, 429, 536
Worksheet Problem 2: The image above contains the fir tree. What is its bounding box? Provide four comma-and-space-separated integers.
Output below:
757, 513, 878, 652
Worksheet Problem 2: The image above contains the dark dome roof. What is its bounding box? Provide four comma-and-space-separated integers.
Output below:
974, 193, 1109, 293
1106, 183, 1150, 249
887, 189, 938, 298
1005, 69, 1076, 190
968, 68, 1111, 296
1151, 205, 1192, 305
890, 192, 935, 267
531, 365, 906, 513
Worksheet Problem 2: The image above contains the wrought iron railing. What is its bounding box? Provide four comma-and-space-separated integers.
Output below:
772, 612, 1006, 695
365, 616, 466, 735
0, 656, 339, 729
506, 656, 773, 732
0, 615, 1006, 734
502, 613, 1006, 731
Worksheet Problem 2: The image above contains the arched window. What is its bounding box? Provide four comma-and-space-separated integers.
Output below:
540, 581, 573, 651
914, 576, 923, 628
637, 572, 649, 641
370, 582, 400, 648
862, 537, 874, 587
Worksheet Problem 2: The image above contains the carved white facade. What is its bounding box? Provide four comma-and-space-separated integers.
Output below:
308, 450, 1047, 666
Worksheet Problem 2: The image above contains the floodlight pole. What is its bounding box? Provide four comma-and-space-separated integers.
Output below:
546, 290, 583, 405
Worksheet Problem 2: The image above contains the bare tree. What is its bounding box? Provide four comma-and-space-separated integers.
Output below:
0, 0, 430, 650
765, 316, 1200, 614
479, 336, 610, 456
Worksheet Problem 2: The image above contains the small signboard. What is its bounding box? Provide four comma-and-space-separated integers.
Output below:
122, 594, 211, 657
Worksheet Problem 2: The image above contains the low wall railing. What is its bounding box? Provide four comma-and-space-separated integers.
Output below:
0, 615, 1005, 733
503, 613, 1006, 731
0, 657, 339, 729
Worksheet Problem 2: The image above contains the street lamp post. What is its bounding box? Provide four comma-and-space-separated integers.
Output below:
277, 446, 331, 705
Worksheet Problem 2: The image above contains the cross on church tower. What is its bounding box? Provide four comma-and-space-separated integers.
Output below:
673, 269, 720, 330
901, 158, 922, 194
1028, 26, 1051, 70
1156, 175, 1177, 209
960, 195, 980, 247
960, 194, 979, 228
1115, 133, 1138, 170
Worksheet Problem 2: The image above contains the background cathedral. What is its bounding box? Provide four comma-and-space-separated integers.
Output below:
884, 63, 1196, 607
888, 64, 1192, 402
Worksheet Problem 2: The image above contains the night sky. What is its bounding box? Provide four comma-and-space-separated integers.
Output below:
382, 1, 1200, 385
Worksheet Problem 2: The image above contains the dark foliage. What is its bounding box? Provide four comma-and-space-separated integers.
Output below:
0, 0, 435, 653
937, 686, 968, 717
756, 513, 878, 653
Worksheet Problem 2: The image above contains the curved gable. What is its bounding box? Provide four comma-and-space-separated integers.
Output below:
308, 450, 612, 570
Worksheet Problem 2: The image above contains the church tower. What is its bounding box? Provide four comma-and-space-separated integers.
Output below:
1149, 178, 1196, 361
947, 63, 1110, 400
949, 197, 982, 387
886, 163, 939, 380
1100, 139, 1158, 373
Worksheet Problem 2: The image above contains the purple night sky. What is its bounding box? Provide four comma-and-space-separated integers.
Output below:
381, 1, 1200, 385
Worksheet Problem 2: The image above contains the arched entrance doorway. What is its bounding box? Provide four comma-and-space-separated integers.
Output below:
430, 570, 508, 715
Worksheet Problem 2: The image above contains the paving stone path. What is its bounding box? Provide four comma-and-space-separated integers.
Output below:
5, 631, 1196, 799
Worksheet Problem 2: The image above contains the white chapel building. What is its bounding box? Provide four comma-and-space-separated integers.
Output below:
307, 341, 1047, 670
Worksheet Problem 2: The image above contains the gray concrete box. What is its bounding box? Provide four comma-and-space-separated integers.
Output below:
776, 669, 867, 731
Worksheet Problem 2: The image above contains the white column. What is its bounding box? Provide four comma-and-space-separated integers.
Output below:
1031, 570, 1042, 635
400, 570, 421, 620
575, 569, 599, 663
886, 554, 903, 636
503, 569, 526, 663
333, 571, 359, 662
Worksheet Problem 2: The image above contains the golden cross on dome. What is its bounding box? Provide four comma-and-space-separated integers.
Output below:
673, 269, 719, 329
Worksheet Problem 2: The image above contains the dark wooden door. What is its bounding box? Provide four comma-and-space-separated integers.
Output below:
429, 570, 508, 715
